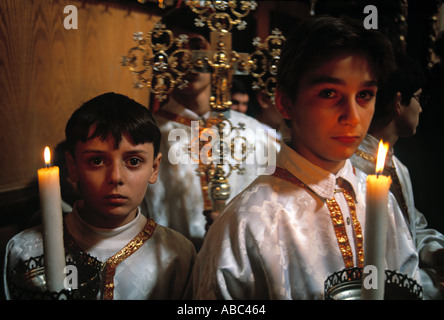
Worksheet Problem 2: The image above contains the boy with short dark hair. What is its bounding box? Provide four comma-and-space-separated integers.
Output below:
193, 16, 421, 299
4, 92, 196, 300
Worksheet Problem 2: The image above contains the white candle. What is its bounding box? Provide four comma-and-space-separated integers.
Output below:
362, 140, 391, 300
37, 146, 66, 292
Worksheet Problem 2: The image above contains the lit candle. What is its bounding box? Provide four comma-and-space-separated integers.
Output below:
37, 146, 66, 292
362, 140, 391, 300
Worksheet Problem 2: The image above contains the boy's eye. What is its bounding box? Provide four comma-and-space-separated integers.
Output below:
89, 157, 103, 166
126, 157, 143, 167
319, 89, 338, 99
357, 90, 375, 101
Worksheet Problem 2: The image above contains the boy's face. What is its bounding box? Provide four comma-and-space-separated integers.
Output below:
277, 53, 377, 173
397, 88, 422, 137
231, 92, 249, 113
66, 130, 161, 228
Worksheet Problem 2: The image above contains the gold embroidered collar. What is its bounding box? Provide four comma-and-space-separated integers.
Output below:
272, 166, 364, 269
64, 219, 157, 300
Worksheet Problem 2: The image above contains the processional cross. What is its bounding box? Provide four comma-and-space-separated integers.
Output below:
122, 0, 285, 213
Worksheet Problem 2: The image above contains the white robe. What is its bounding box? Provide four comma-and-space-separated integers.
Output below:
351, 134, 444, 299
193, 140, 421, 299
141, 100, 279, 250
4, 201, 197, 300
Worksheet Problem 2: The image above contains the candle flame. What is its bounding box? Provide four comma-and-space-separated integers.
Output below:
375, 140, 389, 174
44, 146, 51, 166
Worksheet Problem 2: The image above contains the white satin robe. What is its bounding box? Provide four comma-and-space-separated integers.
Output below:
4, 201, 197, 300
193, 140, 421, 299
351, 134, 444, 299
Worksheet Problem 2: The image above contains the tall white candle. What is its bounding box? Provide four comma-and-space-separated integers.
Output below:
37, 146, 66, 292
362, 140, 391, 300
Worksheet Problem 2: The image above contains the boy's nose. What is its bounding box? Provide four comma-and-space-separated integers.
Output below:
339, 98, 360, 127
108, 163, 123, 186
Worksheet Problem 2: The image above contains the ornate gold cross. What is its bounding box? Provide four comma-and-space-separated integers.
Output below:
122, 1, 285, 212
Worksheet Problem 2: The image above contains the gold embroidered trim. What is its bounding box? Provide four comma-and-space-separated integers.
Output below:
326, 188, 364, 269
355, 149, 376, 163
63, 219, 157, 300
103, 219, 157, 300
272, 166, 364, 269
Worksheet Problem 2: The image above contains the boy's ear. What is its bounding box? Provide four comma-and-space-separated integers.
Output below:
148, 152, 162, 184
257, 90, 271, 110
274, 88, 293, 120
65, 151, 79, 183
394, 91, 402, 115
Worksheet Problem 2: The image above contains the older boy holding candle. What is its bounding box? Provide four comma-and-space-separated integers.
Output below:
4, 92, 197, 299
352, 53, 444, 299
193, 16, 421, 299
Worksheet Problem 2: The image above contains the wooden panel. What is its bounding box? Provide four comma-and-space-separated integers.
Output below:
0, 0, 158, 193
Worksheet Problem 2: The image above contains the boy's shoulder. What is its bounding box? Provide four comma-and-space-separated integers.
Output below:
153, 222, 191, 240
221, 172, 313, 218
243, 170, 311, 195
4, 225, 45, 268
206, 172, 319, 243
6, 225, 43, 249
151, 222, 196, 254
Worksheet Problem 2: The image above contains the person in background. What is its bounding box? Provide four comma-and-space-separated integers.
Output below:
352, 53, 444, 299
230, 77, 250, 114
247, 89, 291, 149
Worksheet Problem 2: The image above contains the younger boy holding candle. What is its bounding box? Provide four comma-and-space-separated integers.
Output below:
4, 92, 197, 300
193, 16, 421, 299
